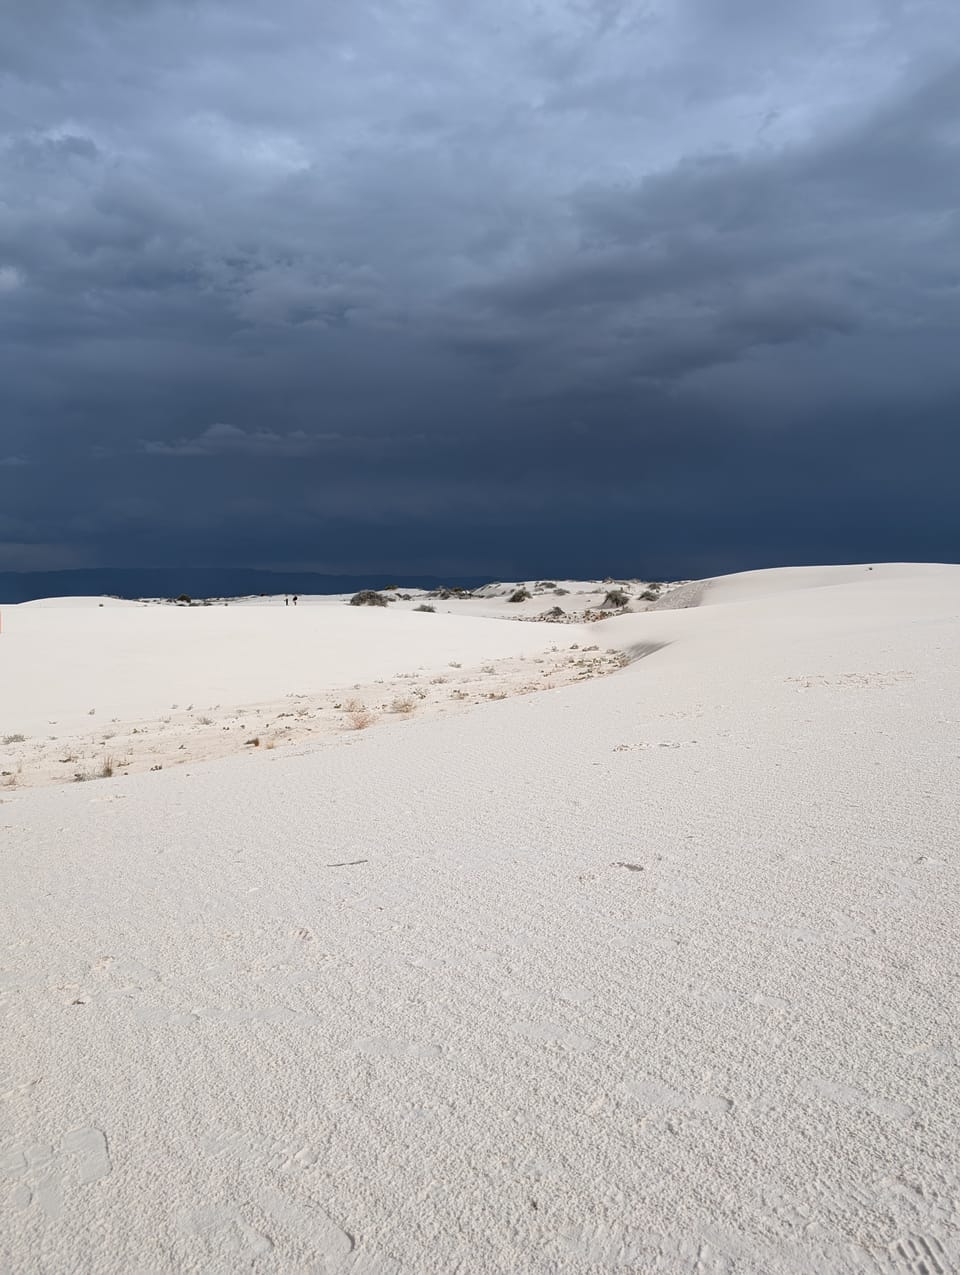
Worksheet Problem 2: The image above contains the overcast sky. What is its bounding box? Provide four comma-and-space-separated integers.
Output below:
1, 0, 958, 577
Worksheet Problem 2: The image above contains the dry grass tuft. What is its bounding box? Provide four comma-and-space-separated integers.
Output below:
348, 710, 376, 730
388, 697, 416, 714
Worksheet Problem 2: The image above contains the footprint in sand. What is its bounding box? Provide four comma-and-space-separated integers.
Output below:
179, 1190, 398, 1272
353, 1036, 441, 1060
510, 1021, 595, 1051
0, 1126, 111, 1219
620, 1077, 733, 1115
808, 1078, 914, 1121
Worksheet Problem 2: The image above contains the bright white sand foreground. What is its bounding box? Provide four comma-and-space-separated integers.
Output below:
1, 563, 959, 1273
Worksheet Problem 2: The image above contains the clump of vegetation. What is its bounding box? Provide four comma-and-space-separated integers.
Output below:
542, 606, 565, 618
538, 581, 557, 589
509, 588, 531, 603
388, 697, 416, 714
640, 589, 660, 602
349, 590, 388, 607
348, 710, 376, 730
603, 589, 630, 609
428, 586, 474, 600
2, 733, 25, 745
554, 588, 569, 596
414, 604, 436, 612
175, 593, 191, 604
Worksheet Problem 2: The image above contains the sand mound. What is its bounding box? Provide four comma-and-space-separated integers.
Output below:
2, 563, 958, 1272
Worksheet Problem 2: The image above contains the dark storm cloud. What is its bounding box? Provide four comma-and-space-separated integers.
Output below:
1, 0, 959, 575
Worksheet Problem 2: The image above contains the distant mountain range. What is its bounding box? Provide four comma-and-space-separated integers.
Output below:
0, 568, 496, 604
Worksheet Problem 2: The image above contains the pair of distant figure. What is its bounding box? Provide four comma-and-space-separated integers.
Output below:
284, 595, 299, 607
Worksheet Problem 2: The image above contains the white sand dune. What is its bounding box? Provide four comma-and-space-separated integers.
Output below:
0, 599, 608, 739
1, 563, 959, 1272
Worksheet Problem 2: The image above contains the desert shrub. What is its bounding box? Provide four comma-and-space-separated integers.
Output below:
640, 590, 659, 602
554, 588, 569, 596
542, 606, 565, 618
175, 593, 191, 603
347, 710, 375, 730
2, 734, 25, 745
603, 589, 629, 608
414, 604, 435, 612
431, 586, 474, 600
349, 590, 388, 607
538, 581, 557, 589
388, 697, 416, 714
509, 588, 531, 603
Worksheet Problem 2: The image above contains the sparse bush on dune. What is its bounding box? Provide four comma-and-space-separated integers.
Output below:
640, 590, 659, 602
350, 590, 388, 607
414, 604, 435, 612
347, 710, 376, 730
388, 698, 416, 714
428, 586, 474, 600
2, 733, 25, 745
603, 589, 630, 609
509, 588, 531, 603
